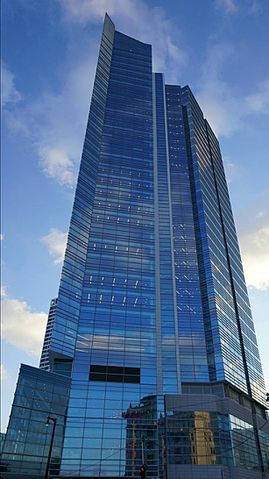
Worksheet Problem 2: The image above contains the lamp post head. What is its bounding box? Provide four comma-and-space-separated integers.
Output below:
46, 416, 57, 426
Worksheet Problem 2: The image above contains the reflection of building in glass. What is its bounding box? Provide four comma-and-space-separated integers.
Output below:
1, 365, 70, 476
122, 396, 165, 478
1, 14, 269, 479
190, 412, 216, 465
259, 430, 269, 471
231, 419, 258, 469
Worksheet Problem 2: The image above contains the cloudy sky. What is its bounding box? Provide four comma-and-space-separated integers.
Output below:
2, 0, 269, 431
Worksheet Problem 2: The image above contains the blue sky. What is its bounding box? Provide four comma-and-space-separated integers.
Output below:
1, 0, 269, 432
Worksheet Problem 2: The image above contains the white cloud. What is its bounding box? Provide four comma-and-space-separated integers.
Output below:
197, 42, 269, 138
215, 0, 263, 15
256, 210, 266, 219
5, 0, 187, 188
247, 0, 263, 15
59, 0, 187, 81
0, 233, 4, 241
215, 0, 238, 14
59, 0, 109, 21
1, 63, 22, 107
1, 285, 7, 298
5, 47, 98, 187
0, 364, 7, 380
39, 148, 76, 186
197, 44, 241, 137
245, 78, 269, 113
2, 298, 47, 357
4, 0, 265, 183
41, 228, 67, 264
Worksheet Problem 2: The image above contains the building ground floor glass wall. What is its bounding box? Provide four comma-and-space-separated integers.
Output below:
1, 365, 269, 478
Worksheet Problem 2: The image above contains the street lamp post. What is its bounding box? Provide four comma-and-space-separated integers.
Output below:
45, 416, 57, 479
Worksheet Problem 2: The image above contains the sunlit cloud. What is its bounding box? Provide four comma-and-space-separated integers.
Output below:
240, 225, 269, 291
238, 200, 269, 291
41, 228, 67, 264
2, 298, 47, 357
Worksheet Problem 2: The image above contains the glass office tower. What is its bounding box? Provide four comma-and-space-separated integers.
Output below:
1, 14, 269, 479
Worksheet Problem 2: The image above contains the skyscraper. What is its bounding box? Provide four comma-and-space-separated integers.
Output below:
1, 14, 269, 479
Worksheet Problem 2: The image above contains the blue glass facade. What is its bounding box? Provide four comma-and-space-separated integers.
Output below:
1, 365, 70, 475
166, 85, 209, 384
59, 22, 158, 476
2, 14, 268, 479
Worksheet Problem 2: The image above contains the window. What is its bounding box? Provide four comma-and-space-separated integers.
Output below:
89, 364, 140, 383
